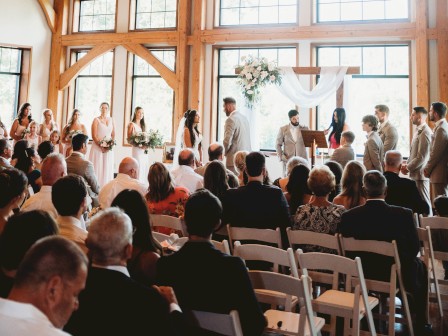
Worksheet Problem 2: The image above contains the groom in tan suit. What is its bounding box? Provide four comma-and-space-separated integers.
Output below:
276, 109, 309, 175
223, 97, 251, 174
424, 102, 448, 202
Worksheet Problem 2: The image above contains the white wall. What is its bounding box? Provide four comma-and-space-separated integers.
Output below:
0, 0, 52, 124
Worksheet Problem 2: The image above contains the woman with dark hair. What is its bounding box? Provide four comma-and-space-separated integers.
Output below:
0, 169, 28, 233
10, 139, 28, 166
333, 160, 366, 209
204, 160, 230, 201
10, 103, 33, 143
112, 189, 162, 286
127, 106, 148, 184
324, 160, 343, 202
37, 141, 54, 160
173, 109, 203, 168
325, 107, 350, 150
14, 147, 42, 193
62, 109, 88, 157
284, 164, 312, 215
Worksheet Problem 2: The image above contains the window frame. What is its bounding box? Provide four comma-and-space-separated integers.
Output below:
129, 0, 179, 31
72, 0, 118, 33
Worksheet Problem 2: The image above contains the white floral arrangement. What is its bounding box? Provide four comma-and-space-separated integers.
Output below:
128, 129, 163, 154
21, 128, 30, 139
99, 137, 117, 151
67, 129, 83, 140
235, 55, 282, 108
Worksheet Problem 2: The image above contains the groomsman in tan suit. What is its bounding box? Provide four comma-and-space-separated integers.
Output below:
223, 97, 251, 174
276, 109, 309, 175
401, 106, 432, 213
424, 102, 448, 202
375, 104, 398, 156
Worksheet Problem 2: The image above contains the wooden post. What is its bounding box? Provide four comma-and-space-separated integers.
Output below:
190, 0, 206, 112
437, 0, 448, 106
415, 0, 429, 107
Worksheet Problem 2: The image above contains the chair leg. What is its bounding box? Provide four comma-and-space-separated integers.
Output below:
352, 316, 360, 336
400, 292, 414, 336
388, 295, 395, 336
433, 275, 444, 317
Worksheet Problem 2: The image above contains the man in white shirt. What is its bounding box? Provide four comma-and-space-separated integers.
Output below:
0, 139, 13, 169
0, 236, 88, 336
22, 153, 67, 218
98, 157, 147, 208
171, 148, 203, 193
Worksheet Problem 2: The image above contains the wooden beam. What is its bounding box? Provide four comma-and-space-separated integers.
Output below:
437, 0, 448, 104
37, 0, 56, 33
59, 44, 117, 90
122, 43, 177, 90
415, 0, 429, 107
190, 0, 206, 111
61, 31, 179, 46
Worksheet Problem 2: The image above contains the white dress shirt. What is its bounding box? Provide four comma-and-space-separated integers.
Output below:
21, 186, 58, 219
98, 173, 148, 209
171, 165, 204, 193
289, 123, 299, 142
0, 298, 70, 336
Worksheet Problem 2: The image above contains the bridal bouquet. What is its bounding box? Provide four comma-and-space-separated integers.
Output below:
67, 129, 83, 140
235, 55, 282, 108
21, 128, 30, 139
128, 129, 163, 154
99, 137, 116, 151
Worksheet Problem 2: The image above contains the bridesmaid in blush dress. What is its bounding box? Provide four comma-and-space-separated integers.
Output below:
10, 103, 32, 144
128, 106, 149, 185
90, 102, 115, 187
39, 109, 58, 142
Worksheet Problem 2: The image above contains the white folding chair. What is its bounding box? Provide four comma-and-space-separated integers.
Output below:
152, 232, 179, 244
297, 250, 378, 336
248, 271, 325, 336
212, 239, 231, 255
150, 214, 187, 236
227, 224, 282, 252
191, 310, 243, 336
340, 237, 414, 336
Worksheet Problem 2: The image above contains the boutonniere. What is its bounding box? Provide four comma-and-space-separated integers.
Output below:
417, 129, 423, 136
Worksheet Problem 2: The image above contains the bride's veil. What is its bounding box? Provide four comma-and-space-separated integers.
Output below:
172, 117, 186, 168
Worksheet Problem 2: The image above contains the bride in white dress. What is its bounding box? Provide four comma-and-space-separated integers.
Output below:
127, 106, 149, 184
90, 102, 115, 187
173, 109, 203, 168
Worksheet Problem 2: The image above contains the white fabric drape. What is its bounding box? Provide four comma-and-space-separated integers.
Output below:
276, 66, 348, 108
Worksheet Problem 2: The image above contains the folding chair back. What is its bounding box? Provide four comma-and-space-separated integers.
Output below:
227, 224, 282, 250
191, 310, 243, 336
150, 214, 187, 236
212, 239, 231, 255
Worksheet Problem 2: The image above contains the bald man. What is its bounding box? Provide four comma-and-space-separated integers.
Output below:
98, 157, 147, 208
22, 153, 67, 218
171, 148, 204, 192
195, 143, 238, 182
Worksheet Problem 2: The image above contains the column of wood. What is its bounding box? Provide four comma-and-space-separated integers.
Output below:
415, 0, 429, 108
436, 0, 448, 107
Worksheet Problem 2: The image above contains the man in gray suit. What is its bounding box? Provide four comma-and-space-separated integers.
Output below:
329, 130, 355, 168
401, 106, 432, 213
223, 97, 251, 174
66, 133, 100, 207
375, 104, 398, 155
276, 109, 309, 175
424, 102, 448, 202
362, 115, 384, 172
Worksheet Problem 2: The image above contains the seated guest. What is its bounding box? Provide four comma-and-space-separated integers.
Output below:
0, 236, 88, 335
98, 157, 147, 209
157, 189, 267, 335
0, 139, 13, 169
111, 189, 162, 286
329, 130, 355, 168
383, 150, 429, 215
66, 133, 100, 207
284, 164, 312, 215
146, 162, 189, 219
292, 165, 345, 253
171, 148, 203, 192
0, 210, 58, 297
339, 171, 430, 334
64, 208, 182, 336
324, 160, 343, 202
222, 151, 291, 247
22, 153, 67, 218
274, 156, 310, 192
195, 143, 238, 186
233, 150, 249, 186
0, 169, 28, 234
333, 160, 367, 209
432, 196, 448, 279
52, 175, 89, 254
204, 160, 230, 202
10, 139, 28, 167
37, 141, 54, 161
15, 147, 42, 193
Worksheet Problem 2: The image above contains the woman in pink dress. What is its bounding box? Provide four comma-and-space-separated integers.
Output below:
39, 109, 58, 142
127, 106, 149, 184
90, 102, 115, 187
62, 109, 88, 157
10, 103, 32, 144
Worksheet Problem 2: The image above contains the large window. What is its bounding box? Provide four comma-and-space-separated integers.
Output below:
0, 47, 22, 130
218, 0, 298, 26
315, 0, 409, 23
78, 0, 116, 32
316, 45, 410, 155
217, 47, 296, 150
134, 0, 177, 29
73, 51, 114, 136
131, 49, 175, 142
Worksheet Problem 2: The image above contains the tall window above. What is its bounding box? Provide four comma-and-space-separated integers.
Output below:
131, 49, 175, 142
73, 51, 114, 136
218, 0, 298, 26
217, 47, 296, 150
78, 0, 116, 32
0, 46, 30, 130
134, 0, 177, 29
315, 0, 409, 22
316, 45, 410, 156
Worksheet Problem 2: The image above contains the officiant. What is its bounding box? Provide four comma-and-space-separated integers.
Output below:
276, 109, 309, 176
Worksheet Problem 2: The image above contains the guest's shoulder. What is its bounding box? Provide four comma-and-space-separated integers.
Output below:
173, 186, 190, 196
